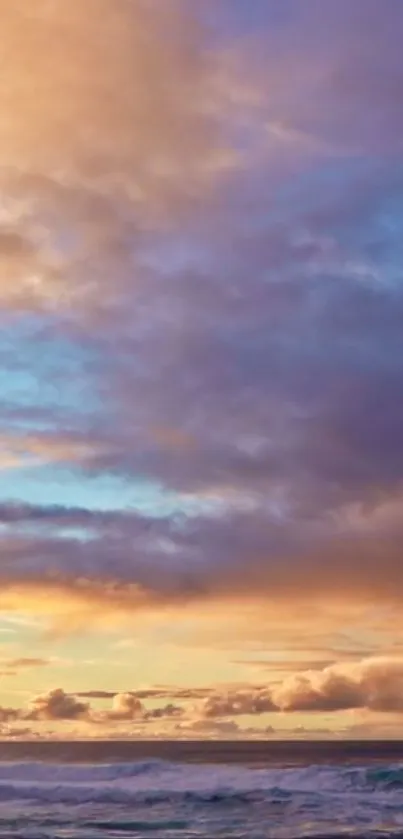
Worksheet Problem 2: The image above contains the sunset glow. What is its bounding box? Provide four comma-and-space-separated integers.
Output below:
1, 0, 403, 740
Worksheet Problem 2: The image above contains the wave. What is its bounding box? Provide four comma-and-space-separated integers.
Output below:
363, 765, 403, 791
0, 759, 402, 806
0, 758, 169, 783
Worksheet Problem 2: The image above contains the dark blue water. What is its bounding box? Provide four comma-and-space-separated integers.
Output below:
0, 741, 403, 837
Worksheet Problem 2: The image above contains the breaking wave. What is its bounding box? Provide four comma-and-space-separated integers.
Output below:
0, 759, 403, 836
0, 758, 402, 804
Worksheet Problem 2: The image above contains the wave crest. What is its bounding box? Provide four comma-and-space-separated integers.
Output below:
0, 759, 401, 805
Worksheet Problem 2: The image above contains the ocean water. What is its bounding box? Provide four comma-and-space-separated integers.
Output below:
0, 741, 403, 838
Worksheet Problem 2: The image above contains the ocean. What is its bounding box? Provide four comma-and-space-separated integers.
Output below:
0, 740, 403, 838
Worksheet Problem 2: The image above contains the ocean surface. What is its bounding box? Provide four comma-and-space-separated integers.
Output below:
1, 740, 403, 838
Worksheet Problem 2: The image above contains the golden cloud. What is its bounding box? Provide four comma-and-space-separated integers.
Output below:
0, 0, 242, 315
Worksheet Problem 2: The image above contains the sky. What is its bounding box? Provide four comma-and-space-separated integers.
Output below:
0, 0, 403, 740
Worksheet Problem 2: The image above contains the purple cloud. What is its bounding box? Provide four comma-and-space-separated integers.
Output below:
0, 1, 403, 623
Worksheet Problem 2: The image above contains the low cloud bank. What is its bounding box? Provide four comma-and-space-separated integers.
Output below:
202, 658, 403, 715
1, 688, 184, 725
2, 658, 403, 731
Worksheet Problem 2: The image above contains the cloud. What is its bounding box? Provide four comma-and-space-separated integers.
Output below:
142, 686, 214, 701
0, 1, 225, 186
90, 691, 183, 722
0, 434, 100, 471
4, 658, 49, 669
0, 706, 19, 723
0, 0, 240, 316
4, 495, 403, 623
26, 688, 89, 721
0, 726, 38, 739
272, 658, 403, 713
233, 659, 339, 673
3, 656, 403, 736
76, 686, 213, 702
0, 688, 187, 731
0, 580, 165, 634
199, 658, 403, 716
240, 0, 403, 156
76, 690, 116, 700
0, 657, 55, 677
0, 0, 403, 658
106, 692, 143, 721
144, 703, 183, 720
203, 688, 275, 717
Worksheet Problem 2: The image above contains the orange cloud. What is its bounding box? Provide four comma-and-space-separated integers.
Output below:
272, 658, 403, 713
199, 658, 403, 716
26, 688, 89, 721
203, 688, 275, 717
0, 577, 399, 661
0, 581, 157, 634
0, 432, 100, 470
107, 693, 143, 721
0, 0, 241, 317
0, 1, 225, 189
